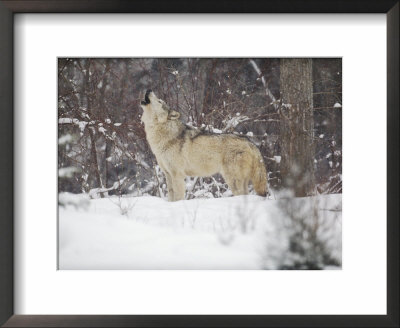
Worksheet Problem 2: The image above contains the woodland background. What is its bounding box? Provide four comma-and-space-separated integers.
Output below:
58, 58, 342, 270
58, 58, 342, 199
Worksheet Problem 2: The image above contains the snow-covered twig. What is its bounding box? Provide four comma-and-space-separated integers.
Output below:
249, 59, 278, 110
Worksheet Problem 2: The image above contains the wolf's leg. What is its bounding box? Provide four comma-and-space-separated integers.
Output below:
241, 179, 249, 195
159, 163, 175, 201
165, 173, 175, 201
234, 179, 248, 195
223, 175, 240, 196
171, 175, 185, 201
222, 152, 251, 196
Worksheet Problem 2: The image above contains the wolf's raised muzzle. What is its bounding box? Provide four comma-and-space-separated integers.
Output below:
141, 89, 152, 105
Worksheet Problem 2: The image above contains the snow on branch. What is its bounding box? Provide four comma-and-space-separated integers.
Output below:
249, 59, 278, 110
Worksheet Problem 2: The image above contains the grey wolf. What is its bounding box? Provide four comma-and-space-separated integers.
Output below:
140, 89, 268, 201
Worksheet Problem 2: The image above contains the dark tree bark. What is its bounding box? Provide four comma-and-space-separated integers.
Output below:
83, 59, 104, 196
200, 59, 217, 122
280, 58, 315, 197
99, 60, 111, 188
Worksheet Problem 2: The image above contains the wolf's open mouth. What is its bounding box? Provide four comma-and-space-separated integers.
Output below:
141, 89, 152, 105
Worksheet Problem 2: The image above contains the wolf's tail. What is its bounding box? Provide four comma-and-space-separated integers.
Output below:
252, 152, 268, 197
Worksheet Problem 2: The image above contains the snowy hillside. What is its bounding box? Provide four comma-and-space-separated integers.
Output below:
59, 194, 342, 270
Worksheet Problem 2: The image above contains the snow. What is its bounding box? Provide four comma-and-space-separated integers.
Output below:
274, 155, 281, 163
87, 177, 129, 199
222, 115, 248, 132
333, 103, 342, 108
88, 188, 108, 199
212, 128, 222, 134
58, 118, 73, 124
134, 154, 150, 169
59, 194, 342, 270
58, 134, 72, 145
78, 121, 88, 132
193, 189, 214, 198
59, 192, 90, 210
58, 118, 87, 133
59, 166, 80, 178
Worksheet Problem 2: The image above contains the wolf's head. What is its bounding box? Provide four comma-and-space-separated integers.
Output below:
140, 89, 180, 125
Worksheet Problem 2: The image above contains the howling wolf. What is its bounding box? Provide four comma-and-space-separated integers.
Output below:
140, 90, 268, 201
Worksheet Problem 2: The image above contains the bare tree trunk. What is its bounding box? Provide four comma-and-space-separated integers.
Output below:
200, 59, 217, 122
99, 60, 111, 188
88, 128, 103, 190
280, 58, 315, 197
83, 59, 104, 197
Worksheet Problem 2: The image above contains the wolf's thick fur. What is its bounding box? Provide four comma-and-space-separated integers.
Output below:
141, 90, 268, 201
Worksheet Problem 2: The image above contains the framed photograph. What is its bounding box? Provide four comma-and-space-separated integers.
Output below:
1, 1, 398, 327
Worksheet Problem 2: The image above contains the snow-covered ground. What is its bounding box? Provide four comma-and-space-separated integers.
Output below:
59, 193, 342, 270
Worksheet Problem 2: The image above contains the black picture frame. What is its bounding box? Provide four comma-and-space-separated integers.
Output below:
0, 1, 398, 327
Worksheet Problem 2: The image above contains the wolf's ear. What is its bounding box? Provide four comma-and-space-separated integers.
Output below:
168, 110, 180, 120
